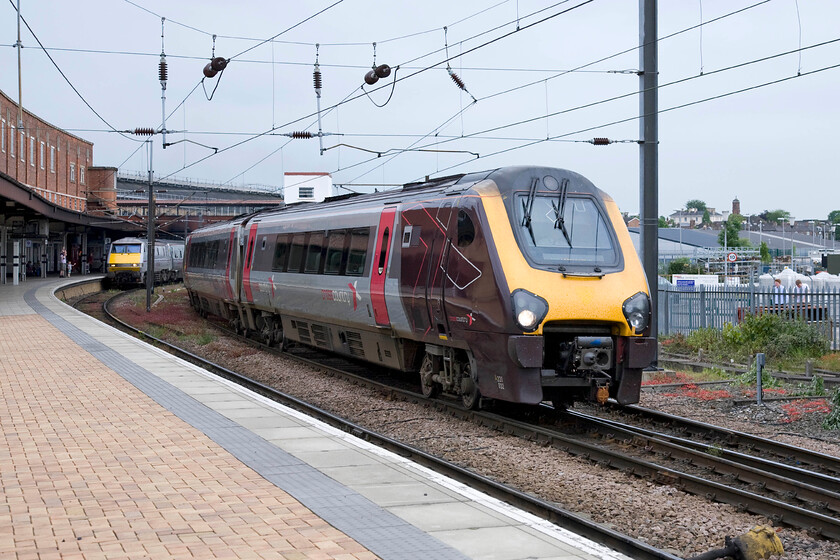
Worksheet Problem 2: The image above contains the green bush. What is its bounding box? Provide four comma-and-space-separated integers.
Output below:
680, 313, 828, 365
823, 389, 840, 430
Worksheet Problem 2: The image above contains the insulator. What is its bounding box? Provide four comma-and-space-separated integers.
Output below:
291, 131, 313, 139
203, 63, 218, 78
313, 69, 322, 90
592, 137, 611, 145
449, 71, 466, 91
374, 64, 391, 79
364, 70, 379, 85
134, 128, 155, 136
211, 57, 227, 72
159, 59, 168, 82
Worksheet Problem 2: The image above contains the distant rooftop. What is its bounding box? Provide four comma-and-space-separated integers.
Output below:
117, 171, 281, 195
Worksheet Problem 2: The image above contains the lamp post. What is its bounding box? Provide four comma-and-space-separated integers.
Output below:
677, 208, 684, 255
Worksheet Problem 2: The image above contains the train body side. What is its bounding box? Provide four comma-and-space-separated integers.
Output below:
183, 166, 656, 407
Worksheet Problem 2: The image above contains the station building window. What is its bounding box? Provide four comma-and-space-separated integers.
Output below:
69, 163, 75, 183
1, 118, 5, 153
29, 136, 34, 165
80, 166, 85, 185
39, 141, 45, 169
50, 146, 55, 172
19, 131, 24, 161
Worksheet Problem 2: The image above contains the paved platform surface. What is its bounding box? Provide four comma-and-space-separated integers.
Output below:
0, 276, 631, 560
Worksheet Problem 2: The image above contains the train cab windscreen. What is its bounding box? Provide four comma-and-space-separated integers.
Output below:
111, 243, 142, 254
515, 194, 618, 267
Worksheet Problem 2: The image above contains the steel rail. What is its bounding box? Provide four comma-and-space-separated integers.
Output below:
96, 290, 681, 560
560, 409, 840, 515
618, 404, 840, 477
572, 410, 840, 496
98, 285, 840, 540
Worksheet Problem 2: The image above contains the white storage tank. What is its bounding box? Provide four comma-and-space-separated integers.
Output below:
775, 267, 797, 289
758, 273, 775, 290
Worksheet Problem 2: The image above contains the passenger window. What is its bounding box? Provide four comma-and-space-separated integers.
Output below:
346, 228, 369, 277
377, 227, 389, 275
456, 210, 475, 247
325, 231, 346, 275
272, 234, 290, 271
305, 233, 324, 273
287, 233, 306, 273
210, 240, 220, 268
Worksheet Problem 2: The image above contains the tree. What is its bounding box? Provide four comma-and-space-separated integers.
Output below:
658, 216, 670, 228
702, 209, 711, 227
759, 241, 771, 264
668, 258, 691, 276
718, 214, 750, 248
761, 209, 791, 224
686, 199, 707, 213
829, 211, 840, 240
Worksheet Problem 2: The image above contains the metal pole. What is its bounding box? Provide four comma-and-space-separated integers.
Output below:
755, 353, 765, 405
146, 140, 155, 312
12, 241, 19, 286
640, 0, 659, 345
16, 0, 23, 130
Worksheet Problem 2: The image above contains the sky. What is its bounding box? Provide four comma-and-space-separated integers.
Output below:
2, 0, 838, 221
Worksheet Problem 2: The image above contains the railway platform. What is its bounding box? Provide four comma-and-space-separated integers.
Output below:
0, 276, 631, 560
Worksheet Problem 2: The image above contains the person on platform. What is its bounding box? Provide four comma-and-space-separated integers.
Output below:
772, 278, 788, 306
793, 278, 810, 304
60, 249, 67, 278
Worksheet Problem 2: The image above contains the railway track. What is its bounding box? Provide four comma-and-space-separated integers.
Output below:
606, 404, 840, 478
70, 281, 840, 552
659, 352, 840, 387
88, 287, 681, 560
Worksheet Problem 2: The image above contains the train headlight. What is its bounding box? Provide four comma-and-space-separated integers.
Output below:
511, 289, 548, 332
622, 292, 650, 334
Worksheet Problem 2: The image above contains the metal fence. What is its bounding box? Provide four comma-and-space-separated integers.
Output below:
658, 285, 840, 350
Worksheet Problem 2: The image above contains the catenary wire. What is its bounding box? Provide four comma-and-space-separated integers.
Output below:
228, 1, 346, 60
158, 0, 594, 180
244, 0, 772, 183
7, 0, 143, 143
322, 37, 840, 183
401, 35, 840, 154
419, 61, 840, 181
120, 0, 512, 47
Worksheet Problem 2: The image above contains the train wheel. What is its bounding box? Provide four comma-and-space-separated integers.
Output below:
419, 354, 439, 398
460, 362, 480, 410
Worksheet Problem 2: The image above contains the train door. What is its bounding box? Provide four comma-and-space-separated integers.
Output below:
426, 200, 456, 340
224, 226, 237, 300
242, 223, 259, 303
370, 208, 397, 327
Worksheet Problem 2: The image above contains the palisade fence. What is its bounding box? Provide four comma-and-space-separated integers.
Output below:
658, 285, 840, 350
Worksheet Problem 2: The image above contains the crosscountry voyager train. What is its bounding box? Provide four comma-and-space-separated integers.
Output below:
183, 166, 655, 408
106, 237, 185, 286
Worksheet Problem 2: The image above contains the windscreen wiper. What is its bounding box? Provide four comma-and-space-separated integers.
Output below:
551, 178, 572, 247
520, 178, 538, 245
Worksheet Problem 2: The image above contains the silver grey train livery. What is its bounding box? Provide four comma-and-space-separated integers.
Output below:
183, 166, 655, 408
106, 237, 185, 286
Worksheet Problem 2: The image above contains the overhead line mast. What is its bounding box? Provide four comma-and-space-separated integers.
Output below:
639, 0, 659, 355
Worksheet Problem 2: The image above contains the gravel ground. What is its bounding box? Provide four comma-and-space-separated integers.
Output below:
111, 289, 840, 559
